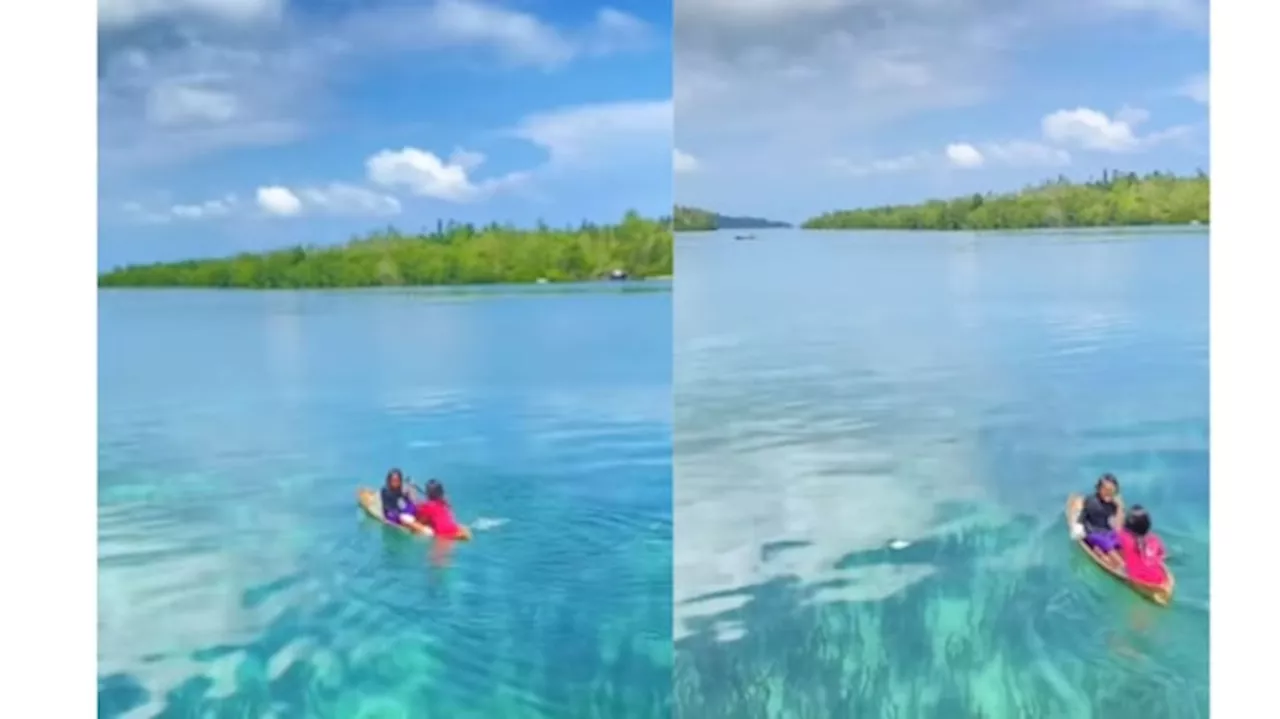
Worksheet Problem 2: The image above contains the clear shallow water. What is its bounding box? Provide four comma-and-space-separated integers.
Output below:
98, 284, 672, 718
673, 230, 1208, 718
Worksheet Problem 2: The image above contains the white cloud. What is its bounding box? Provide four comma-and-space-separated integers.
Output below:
982, 140, 1071, 167
674, 149, 700, 174
145, 84, 240, 127
1180, 72, 1209, 104
124, 183, 400, 223
364, 99, 671, 202
294, 184, 402, 216
256, 186, 302, 217
511, 99, 671, 168
123, 194, 239, 223
945, 143, 985, 168
834, 137, 1072, 177
366, 147, 510, 203
1040, 106, 1159, 152
170, 195, 237, 219
98, 0, 284, 29
829, 102, 1193, 177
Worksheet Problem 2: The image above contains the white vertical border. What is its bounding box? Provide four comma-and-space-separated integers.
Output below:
0, 0, 97, 715
1211, 0, 1280, 715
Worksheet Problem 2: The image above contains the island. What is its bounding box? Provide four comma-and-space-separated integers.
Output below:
99, 212, 672, 288
802, 171, 1209, 230
673, 205, 791, 232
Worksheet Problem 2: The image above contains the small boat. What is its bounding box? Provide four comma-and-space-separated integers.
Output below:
1065, 494, 1174, 606
357, 487, 433, 537
734, 234, 757, 241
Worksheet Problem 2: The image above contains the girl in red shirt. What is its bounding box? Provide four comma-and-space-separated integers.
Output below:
1117, 505, 1168, 586
414, 479, 472, 541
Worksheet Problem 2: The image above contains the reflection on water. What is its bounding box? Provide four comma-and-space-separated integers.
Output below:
674, 230, 1208, 718
98, 286, 672, 717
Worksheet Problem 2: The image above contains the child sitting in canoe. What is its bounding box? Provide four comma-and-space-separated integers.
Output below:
1072, 473, 1125, 567
414, 479, 473, 541
380, 468, 430, 534
1118, 505, 1168, 585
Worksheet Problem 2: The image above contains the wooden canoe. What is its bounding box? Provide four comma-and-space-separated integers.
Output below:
357, 487, 434, 537
1065, 494, 1174, 606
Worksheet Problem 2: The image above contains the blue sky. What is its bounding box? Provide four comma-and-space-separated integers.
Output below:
98, 0, 672, 268
674, 0, 1210, 223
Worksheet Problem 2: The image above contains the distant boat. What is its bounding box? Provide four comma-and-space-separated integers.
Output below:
734, 234, 757, 241
607, 268, 629, 281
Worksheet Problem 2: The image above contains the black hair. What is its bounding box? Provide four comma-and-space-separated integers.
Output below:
386, 468, 403, 486
426, 479, 446, 502
1124, 504, 1152, 555
1123, 505, 1151, 536
1096, 473, 1119, 492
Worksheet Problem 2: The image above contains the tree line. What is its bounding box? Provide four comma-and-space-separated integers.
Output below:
99, 213, 672, 288
802, 171, 1210, 230
673, 206, 717, 231
672, 205, 791, 231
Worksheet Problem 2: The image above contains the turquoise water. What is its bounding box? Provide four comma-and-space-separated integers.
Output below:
673, 230, 1209, 718
98, 284, 673, 718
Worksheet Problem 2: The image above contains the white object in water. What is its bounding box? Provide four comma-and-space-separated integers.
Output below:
1069, 523, 1087, 540
888, 539, 911, 550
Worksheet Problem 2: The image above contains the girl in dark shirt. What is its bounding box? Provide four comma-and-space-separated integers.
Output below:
1077, 473, 1125, 565
380, 468, 429, 533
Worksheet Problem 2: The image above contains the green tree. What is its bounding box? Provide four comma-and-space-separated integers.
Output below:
802, 172, 1210, 230
99, 214, 673, 289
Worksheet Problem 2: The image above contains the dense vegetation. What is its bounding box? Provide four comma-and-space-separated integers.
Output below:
673, 205, 791, 231
673, 206, 717, 231
99, 213, 672, 288
802, 171, 1210, 230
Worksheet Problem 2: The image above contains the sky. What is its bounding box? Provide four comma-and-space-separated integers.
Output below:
98, 0, 672, 268
674, 0, 1210, 224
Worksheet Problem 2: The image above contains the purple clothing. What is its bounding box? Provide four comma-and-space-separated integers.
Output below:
1084, 529, 1121, 553
383, 499, 417, 524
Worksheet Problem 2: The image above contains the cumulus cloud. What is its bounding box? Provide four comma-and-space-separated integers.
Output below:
945, 143, 985, 169
1041, 107, 1142, 151
119, 94, 673, 222
365, 147, 513, 203
256, 186, 302, 217
1040, 106, 1189, 152
361, 99, 671, 202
